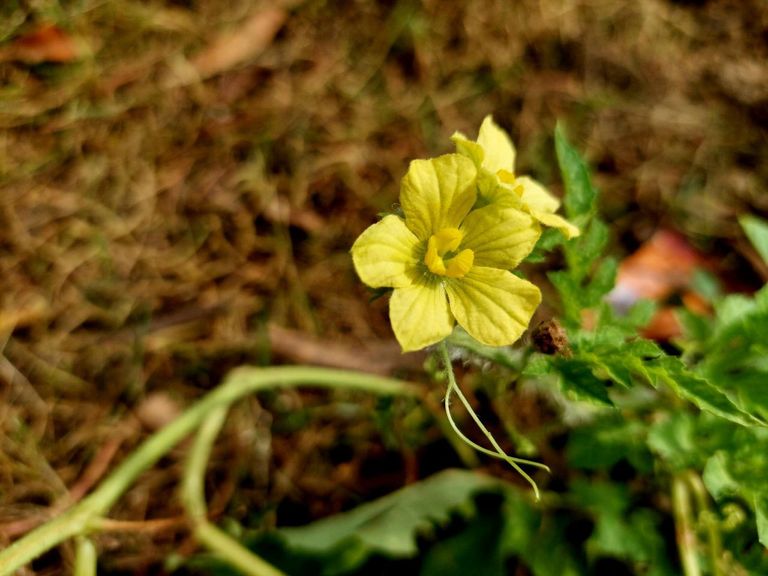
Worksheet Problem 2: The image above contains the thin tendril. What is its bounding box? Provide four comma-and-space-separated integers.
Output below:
439, 340, 547, 500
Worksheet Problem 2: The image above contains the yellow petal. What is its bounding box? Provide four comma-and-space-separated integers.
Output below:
532, 211, 581, 239
400, 154, 477, 240
459, 205, 541, 269
451, 131, 485, 168
476, 115, 516, 174
446, 267, 541, 347
514, 176, 561, 214
390, 279, 454, 351
351, 215, 421, 288
496, 175, 580, 238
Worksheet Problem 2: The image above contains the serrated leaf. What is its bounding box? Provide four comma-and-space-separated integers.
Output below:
740, 215, 768, 265
555, 125, 597, 221
595, 355, 634, 388
564, 219, 609, 283
647, 357, 760, 428
624, 299, 657, 329
547, 270, 583, 325
586, 256, 618, 303
524, 353, 554, 377
419, 498, 507, 576
276, 469, 500, 566
554, 358, 614, 406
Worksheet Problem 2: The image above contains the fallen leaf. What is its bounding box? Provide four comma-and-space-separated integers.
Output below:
608, 230, 711, 340
191, 8, 286, 79
0, 24, 80, 64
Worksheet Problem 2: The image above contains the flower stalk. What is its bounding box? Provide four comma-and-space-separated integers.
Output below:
438, 341, 548, 500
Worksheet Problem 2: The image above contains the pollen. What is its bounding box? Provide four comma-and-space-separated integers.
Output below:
424, 227, 474, 278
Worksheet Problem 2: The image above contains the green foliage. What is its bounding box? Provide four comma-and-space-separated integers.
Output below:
268, 470, 500, 575
555, 124, 597, 223
181, 127, 768, 576
740, 214, 768, 265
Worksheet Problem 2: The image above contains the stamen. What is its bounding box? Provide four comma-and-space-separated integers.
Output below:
423, 228, 474, 279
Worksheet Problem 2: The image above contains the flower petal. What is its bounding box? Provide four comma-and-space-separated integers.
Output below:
459, 205, 541, 269
400, 154, 477, 240
496, 174, 580, 238
446, 267, 541, 347
351, 215, 421, 288
532, 210, 581, 239
512, 176, 560, 214
451, 131, 485, 168
476, 116, 516, 174
390, 279, 454, 351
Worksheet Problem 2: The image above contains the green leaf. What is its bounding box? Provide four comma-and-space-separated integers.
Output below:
646, 357, 760, 428
564, 219, 609, 283
553, 358, 614, 406
702, 452, 740, 499
419, 496, 507, 576
567, 418, 652, 472
276, 469, 501, 570
647, 413, 700, 470
523, 353, 554, 377
701, 427, 768, 551
586, 256, 618, 304
754, 493, 768, 547
547, 270, 583, 325
569, 480, 672, 570
740, 214, 768, 265
555, 124, 597, 221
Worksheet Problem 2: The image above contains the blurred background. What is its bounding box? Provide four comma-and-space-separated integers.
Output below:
1, 0, 766, 572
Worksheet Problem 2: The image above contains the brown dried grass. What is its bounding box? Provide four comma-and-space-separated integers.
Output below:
1, 0, 766, 569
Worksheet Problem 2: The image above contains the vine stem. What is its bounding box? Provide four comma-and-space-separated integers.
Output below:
181, 406, 286, 576
438, 341, 547, 500
686, 471, 724, 576
0, 366, 419, 575
672, 474, 702, 576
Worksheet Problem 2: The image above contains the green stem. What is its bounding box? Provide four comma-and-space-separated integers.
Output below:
73, 537, 97, 576
686, 471, 724, 576
0, 366, 418, 575
196, 523, 286, 576
182, 407, 229, 521
672, 474, 702, 576
438, 341, 547, 500
182, 406, 286, 576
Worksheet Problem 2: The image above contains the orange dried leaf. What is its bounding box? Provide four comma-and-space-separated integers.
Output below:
4, 24, 79, 63
609, 230, 711, 340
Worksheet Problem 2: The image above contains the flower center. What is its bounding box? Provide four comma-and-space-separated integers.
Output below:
423, 227, 474, 278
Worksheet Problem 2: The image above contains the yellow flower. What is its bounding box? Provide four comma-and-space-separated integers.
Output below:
452, 116, 580, 239
351, 153, 542, 352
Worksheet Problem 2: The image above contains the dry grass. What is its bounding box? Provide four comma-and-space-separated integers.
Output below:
1, 0, 766, 570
